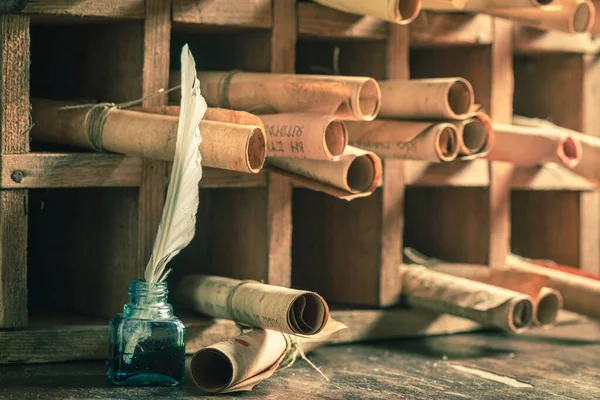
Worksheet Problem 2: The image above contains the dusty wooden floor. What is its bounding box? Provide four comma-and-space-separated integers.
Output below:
0, 321, 598, 399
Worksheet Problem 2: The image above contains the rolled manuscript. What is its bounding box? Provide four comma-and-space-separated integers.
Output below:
378, 78, 474, 120
175, 274, 346, 336
507, 254, 600, 319
512, 115, 600, 185
261, 113, 348, 161
30, 99, 266, 174
268, 145, 382, 200
346, 120, 459, 162
312, 0, 422, 25
171, 71, 381, 121
189, 328, 334, 394
401, 265, 535, 333
486, 0, 595, 34
429, 264, 561, 327
488, 123, 582, 167
422, 0, 554, 11
456, 117, 490, 156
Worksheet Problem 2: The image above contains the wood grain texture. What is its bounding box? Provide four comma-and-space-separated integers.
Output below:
0, 153, 142, 188
199, 168, 268, 188
297, 1, 387, 40
265, 172, 292, 286
488, 18, 513, 268
137, 0, 171, 276
0, 15, 30, 328
22, 0, 144, 19
172, 0, 272, 29
271, 0, 297, 74
386, 24, 409, 80
514, 27, 600, 55
510, 165, 597, 191
579, 191, 600, 274
404, 160, 489, 187
411, 12, 493, 48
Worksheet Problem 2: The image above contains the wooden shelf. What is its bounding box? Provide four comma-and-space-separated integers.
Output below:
410, 12, 493, 48
199, 168, 268, 188
22, 0, 145, 21
172, 0, 272, 31
510, 164, 597, 191
513, 26, 600, 55
297, 2, 387, 41
404, 159, 490, 187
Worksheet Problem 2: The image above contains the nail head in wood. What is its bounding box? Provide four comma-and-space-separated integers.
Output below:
11, 170, 24, 183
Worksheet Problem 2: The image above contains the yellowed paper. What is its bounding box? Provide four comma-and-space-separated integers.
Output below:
175, 274, 346, 337
313, 0, 422, 24
346, 120, 459, 162
423, 0, 553, 11
401, 265, 535, 333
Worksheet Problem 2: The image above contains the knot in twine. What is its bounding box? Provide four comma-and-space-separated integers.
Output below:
59, 86, 181, 152
278, 334, 330, 382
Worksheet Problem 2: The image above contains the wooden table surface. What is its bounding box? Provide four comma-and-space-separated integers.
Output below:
0, 321, 598, 399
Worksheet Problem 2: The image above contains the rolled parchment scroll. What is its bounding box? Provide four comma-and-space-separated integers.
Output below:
487, 0, 595, 34
429, 263, 561, 327
261, 113, 348, 161
30, 99, 267, 173
175, 274, 346, 336
171, 71, 381, 121
507, 254, 600, 319
488, 123, 582, 167
346, 120, 459, 162
456, 117, 489, 156
268, 145, 383, 200
401, 264, 535, 333
422, 0, 554, 11
512, 115, 600, 185
313, 0, 423, 25
189, 328, 335, 394
378, 78, 474, 120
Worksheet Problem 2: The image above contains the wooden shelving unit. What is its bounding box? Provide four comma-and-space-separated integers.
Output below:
0, 1, 598, 363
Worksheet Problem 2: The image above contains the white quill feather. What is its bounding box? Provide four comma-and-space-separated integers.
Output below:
144, 45, 206, 283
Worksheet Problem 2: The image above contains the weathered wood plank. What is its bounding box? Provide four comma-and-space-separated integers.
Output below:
0, 14, 29, 328
579, 191, 600, 274
265, 172, 292, 286
199, 168, 268, 188
297, 2, 387, 40
510, 164, 597, 191
0, 153, 142, 188
22, 0, 144, 19
404, 160, 490, 187
172, 0, 272, 29
513, 26, 600, 55
411, 12, 493, 48
271, 0, 297, 74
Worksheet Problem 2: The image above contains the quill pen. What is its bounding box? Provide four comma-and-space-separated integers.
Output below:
122, 45, 206, 363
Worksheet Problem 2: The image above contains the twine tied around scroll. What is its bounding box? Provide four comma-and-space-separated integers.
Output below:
58, 86, 182, 152
278, 334, 330, 382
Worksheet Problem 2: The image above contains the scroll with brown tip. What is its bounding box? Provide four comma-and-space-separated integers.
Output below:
401, 264, 535, 334
486, 0, 594, 34
260, 113, 348, 161
313, 0, 422, 25
378, 78, 474, 120
174, 274, 346, 337
267, 145, 382, 200
346, 120, 459, 162
30, 99, 267, 174
170, 71, 381, 121
487, 123, 581, 168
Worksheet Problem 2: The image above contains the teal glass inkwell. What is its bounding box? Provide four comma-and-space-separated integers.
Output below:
107, 280, 186, 386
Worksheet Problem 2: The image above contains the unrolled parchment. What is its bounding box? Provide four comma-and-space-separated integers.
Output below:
189, 328, 335, 394
346, 120, 459, 162
30, 98, 267, 173
378, 78, 474, 120
422, 0, 554, 11
268, 145, 382, 200
313, 0, 422, 24
175, 274, 346, 336
401, 265, 535, 333
486, 0, 594, 34
507, 254, 600, 319
488, 123, 582, 167
261, 113, 348, 161
170, 71, 381, 121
